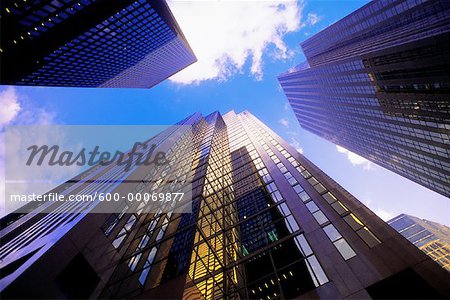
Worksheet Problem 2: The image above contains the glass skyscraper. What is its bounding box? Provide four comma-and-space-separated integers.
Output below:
1, 0, 196, 88
388, 214, 450, 273
1, 111, 449, 299
278, 0, 450, 197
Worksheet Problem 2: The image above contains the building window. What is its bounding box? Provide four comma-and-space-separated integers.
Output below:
356, 227, 381, 247
323, 224, 357, 260
112, 214, 137, 249
138, 247, 158, 285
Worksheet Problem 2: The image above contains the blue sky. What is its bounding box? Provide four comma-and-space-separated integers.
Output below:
0, 0, 448, 224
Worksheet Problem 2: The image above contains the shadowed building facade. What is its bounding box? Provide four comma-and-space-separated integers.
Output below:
388, 214, 450, 272
1, 111, 450, 299
278, 0, 450, 197
1, 0, 196, 88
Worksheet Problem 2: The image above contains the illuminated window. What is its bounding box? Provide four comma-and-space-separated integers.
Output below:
357, 227, 381, 247
344, 213, 364, 230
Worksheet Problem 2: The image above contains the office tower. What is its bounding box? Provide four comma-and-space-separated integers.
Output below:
1, 111, 449, 299
388, 214, 450, 272
1, 0, 196, 88
278, 0, 450, 197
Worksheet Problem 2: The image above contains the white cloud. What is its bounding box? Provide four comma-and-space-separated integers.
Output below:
0, 86, 23, 217
0, 87, 73, 217
283, 101, 291, 111
374, 208, 394, 221
306, 13, 320, 26
19, 108, 56, 126
167, 0, 303, 84
336, 145, 376, 171
0, 87, 21, 130
360, 197, 394, 221
289, 137, 304, 154
279, 118, 289, 128
286, 130, 299, 137
361, 197, 373, 206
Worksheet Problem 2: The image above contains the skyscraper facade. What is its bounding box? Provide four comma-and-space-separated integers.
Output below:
278, 0, 450, 197
1, 111, 449, 299
1, 0, 196, 88
388, 214, 450, 272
